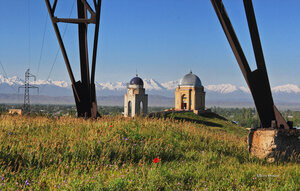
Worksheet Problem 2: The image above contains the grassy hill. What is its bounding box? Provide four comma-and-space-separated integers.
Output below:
0, 113, 298, 190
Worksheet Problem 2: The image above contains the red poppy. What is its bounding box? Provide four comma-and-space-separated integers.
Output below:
110, 125, 113, 127
153, 158, 159, 163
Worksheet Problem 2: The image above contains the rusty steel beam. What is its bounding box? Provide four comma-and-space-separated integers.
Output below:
91, 0, 102, 84
45, 0, 102, 118
53, 18, 95, 24
80, 0, 96, 16
77, 0, 91, 117
211, 0, 290, 129
52, 0, 58, 14
90, 0, 102, 117
44, 0, 77, 94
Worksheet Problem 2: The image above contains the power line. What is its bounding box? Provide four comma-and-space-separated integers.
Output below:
27, 0, 31, 69
0, 61, 9, 79
0, 61, 18, 93
36, 14, 48, 78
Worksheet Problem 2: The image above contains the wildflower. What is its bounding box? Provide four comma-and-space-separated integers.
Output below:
124, 137, 128, 141
110, 125, 113, 127
153, 158, 159, 163
25, 180, 29, 186
1, 177, 3, 181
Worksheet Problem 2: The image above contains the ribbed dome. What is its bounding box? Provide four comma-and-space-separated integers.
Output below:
180, 71, 202, 87
129, 76, 144, 86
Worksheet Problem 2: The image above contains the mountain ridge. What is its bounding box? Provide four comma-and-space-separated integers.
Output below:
1, 74, 299, 94
1, 75, 299, 106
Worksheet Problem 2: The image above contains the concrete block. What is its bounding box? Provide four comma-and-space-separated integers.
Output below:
248, 128, 300, 161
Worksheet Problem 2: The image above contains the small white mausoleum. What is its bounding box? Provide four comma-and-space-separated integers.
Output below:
124, 75, 148, 117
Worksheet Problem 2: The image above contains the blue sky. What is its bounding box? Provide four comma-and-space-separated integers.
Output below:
0, 0, 299, 86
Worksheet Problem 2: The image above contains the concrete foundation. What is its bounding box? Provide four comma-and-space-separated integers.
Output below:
248, 128, 300, 161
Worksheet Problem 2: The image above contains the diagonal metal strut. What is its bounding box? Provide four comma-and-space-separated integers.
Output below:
211, 0, 290, 129
45, 0, 102, 118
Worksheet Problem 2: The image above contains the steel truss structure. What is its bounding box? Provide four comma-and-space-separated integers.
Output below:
211, 0, 292, 129
19, 69, 39, 113
45, 0, 102, 118
44, 0, 294, 126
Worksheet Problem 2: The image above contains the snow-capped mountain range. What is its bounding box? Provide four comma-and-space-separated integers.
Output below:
1, 74, 299, 94
0, 75, 299, 105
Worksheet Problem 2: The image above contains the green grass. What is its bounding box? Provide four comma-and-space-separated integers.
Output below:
167, 112, 249, 137
0, 113, 298, 190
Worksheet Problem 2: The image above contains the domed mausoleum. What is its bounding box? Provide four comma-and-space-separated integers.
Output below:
175, 71, 206, 114
124, 75, 148, 117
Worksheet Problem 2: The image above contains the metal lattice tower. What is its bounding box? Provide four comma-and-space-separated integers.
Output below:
18, 69, 39, 113
45, 0, 102, 118
210, 0, 292, 129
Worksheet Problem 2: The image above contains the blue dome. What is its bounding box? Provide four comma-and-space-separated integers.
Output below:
180, 71, 202, 87
130, 76, 144, 86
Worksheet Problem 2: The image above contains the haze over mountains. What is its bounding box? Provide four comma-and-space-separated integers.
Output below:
1, 75, 300, 108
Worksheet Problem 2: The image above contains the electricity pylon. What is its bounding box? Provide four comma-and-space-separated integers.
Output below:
18, 69, 39, 113
45, 0, 102, 118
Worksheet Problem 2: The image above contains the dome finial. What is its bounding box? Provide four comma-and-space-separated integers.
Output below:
136, 69, 138, 77
190, 69, 192, 74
